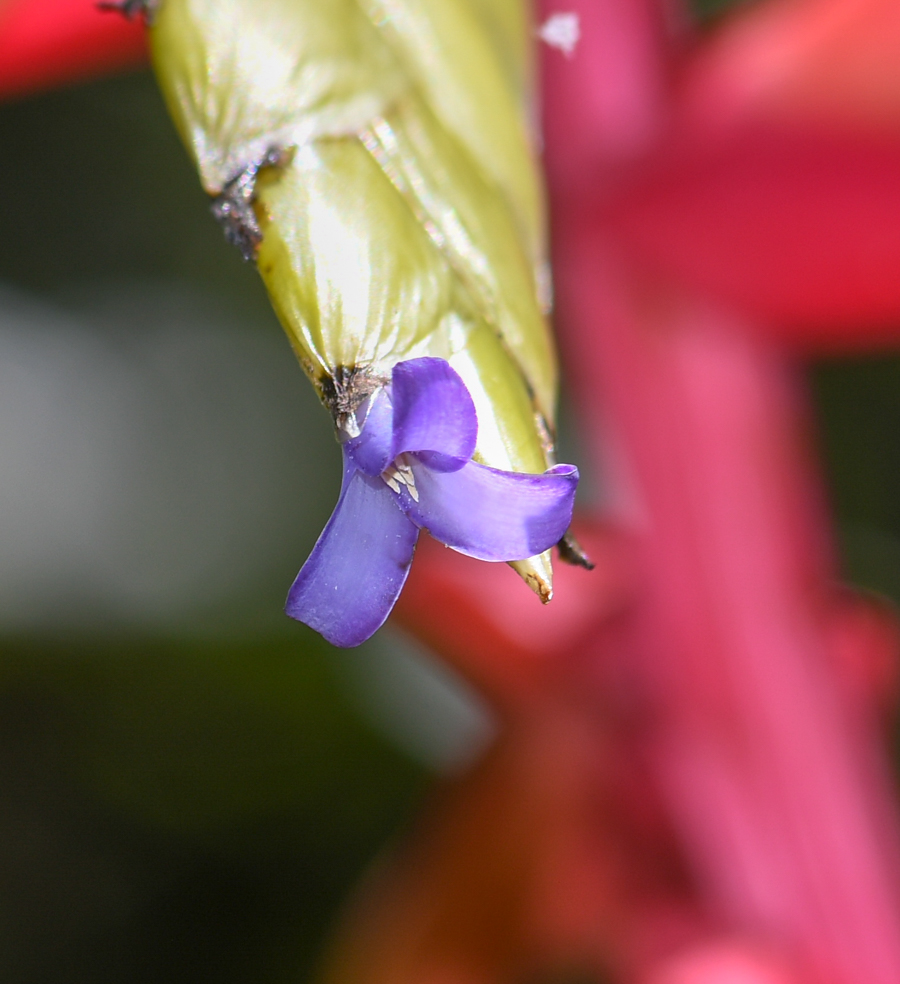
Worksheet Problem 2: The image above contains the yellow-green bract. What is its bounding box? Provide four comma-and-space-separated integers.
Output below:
149, 0, 563, 599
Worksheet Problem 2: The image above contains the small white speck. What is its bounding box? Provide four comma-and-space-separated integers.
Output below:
537, 12, 580, 58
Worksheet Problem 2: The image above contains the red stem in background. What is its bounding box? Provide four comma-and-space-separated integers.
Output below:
0, 0, 145, 99
542, 0, 900, 980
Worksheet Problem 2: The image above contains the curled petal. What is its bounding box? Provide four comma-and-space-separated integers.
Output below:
345, 388, 394, 476
403, 460, 579, 561
391, 358, 477, 466
285, 456, 419, 647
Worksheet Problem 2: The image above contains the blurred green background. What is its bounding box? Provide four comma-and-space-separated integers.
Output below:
0, 54, 899, 984
0, 70, 498, 983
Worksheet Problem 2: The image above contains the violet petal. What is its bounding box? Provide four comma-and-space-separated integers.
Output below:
403, 460, 579, 561
344, 388, 394, 476
285, 455, 419, 647
391, 358, 477, 467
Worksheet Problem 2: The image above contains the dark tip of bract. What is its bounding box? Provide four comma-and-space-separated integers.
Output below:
557, 530, 595, 570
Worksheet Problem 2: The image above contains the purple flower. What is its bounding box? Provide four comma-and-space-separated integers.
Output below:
286, 358, 579, 647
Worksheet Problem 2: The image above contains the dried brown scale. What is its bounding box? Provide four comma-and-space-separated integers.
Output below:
318, 365, 386, 437
210, 147, 288, 263
96, 0, 160, 25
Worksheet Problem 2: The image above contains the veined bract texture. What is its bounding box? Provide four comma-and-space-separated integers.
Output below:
149, 0, 563, 598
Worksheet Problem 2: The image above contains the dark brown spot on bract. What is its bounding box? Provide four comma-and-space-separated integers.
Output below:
210, 146, 288, 263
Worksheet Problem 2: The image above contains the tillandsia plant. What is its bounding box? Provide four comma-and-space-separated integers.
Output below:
6, 0, 900, 982
128, 0, 586, 644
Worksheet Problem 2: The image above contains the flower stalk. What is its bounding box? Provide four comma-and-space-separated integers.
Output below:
144, 0, 579, 609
